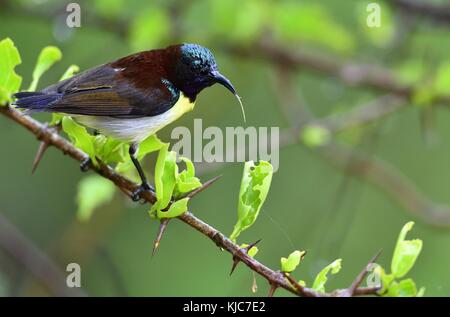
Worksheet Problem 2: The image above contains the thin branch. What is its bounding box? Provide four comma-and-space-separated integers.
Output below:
231, 39, 450, 107
271, 68, 450, 228
391, 0, 450, 24
0, 212, 86, 296
0, 105, 378, 297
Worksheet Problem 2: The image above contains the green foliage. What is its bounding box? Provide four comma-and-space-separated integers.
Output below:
274, 3, 354, 54
312, 259, 342, 293
230, 161, 273, 242
76, 175, 115, 221
129, 7, 170, 51
357, 1, 394, 47
377, 222, 424, 297
391, 221, 423, 279
28, 46, 62, 92
301, 125, 330, 148
115, 135, 163, 177
240, 244, 259, 258
62, 117, 97, 163
149, 144, 202, 219
60, 64, 80, 81
94, 0, 124, 18
280, 250, 305, 273
174, 157, 202, 197
433, 61, 450, 97
62, 117, 129, 165
0, 38, 22, 104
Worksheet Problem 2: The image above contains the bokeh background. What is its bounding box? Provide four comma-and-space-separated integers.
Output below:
1, 0, 450, 296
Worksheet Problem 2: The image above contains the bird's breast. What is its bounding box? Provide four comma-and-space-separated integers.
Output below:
74, 92, 195, 144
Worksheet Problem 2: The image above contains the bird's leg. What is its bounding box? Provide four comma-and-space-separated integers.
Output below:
129, 143, 154, 201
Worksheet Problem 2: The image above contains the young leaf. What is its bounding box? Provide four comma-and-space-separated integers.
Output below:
391, 222, 423, 279
62, 117, 96, 164
312, 259, 342, 293
240, 244, 259, 258
76, 175, 115, 221
280, 250, 305, 273
434, 61, 450, 97
0, 38, 22, 104
93, 135, 128, 165
60, 64, 80, 81
157, 197, 189, 219
230, 161, 273, 242
375, 265, 394, 295
174, 156, 202, 197
396, 278, 418, 297
149, 144, 179, 218
301, 125, 330, 148
28, 46, 62, 91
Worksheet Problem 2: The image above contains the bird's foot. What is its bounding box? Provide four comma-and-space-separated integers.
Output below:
80, 157, 91, 172
131, 182, 154, 202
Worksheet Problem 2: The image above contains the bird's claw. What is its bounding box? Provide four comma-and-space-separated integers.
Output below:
80, 157, 91, 172
131, 182, 154, 202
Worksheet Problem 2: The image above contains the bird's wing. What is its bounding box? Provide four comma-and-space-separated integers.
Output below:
40, 63, 179, 117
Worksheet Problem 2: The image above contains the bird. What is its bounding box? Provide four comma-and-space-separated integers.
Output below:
13, 43, 244, 201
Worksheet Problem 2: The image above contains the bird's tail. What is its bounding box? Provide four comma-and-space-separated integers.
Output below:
12, 91, 62, 112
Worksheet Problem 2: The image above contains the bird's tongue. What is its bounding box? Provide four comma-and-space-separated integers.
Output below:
212, 71, 246, 123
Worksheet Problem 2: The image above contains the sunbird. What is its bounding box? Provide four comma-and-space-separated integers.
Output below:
13, 44, 244, 201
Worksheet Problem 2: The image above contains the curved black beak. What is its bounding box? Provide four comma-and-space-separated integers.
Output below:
211, 70, 237, 95
211, 70, 246, 122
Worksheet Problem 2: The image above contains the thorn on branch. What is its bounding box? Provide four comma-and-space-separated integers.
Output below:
31, 123, 61, 174
336, 249, 382, 297
152, 218, 170, 257
267, 283, 277, 297
183, 174, 222, 199
229, 239, 261, 276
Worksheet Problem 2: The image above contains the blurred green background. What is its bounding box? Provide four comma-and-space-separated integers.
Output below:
1, 0, 450, 296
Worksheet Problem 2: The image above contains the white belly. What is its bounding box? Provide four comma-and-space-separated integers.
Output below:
73, 92, 195, 143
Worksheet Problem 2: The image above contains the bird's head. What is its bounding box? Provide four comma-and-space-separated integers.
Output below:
172, 44, 233, 97
171, 43, 245, 121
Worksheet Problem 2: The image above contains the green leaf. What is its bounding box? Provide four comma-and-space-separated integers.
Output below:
149, 144, 178, 218
62, 117, 96, 164
157, 197, 189, 219
93, 135, 128, 165
397, 278, 417, 297
312, 259, 342, 293
28, 46, 62, 91
0, 38, 22, 104
301, 125, 330, 147
375, 265, 394, 295
240, 244, 259, 258
417, 287, 425, 297
60, 64, 79, 81
434, 61, 450, 97
391, 222, 423, 279
174, 157, 202, 197
76, 175, 115, 221
230, 161, 273, 242
280, 250, 305, 273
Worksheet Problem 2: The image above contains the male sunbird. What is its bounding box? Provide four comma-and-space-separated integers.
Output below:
13, 44, 244, 200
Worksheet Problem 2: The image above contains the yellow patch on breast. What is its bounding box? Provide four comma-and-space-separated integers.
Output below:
168, 92, 195, 120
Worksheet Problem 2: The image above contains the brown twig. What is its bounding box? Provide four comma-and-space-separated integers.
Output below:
391, 0, 450, 24
0, 105, 379, 297
0, 212, 86, 296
